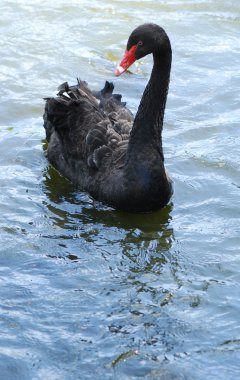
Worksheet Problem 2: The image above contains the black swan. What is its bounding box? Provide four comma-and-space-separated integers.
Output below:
43, 23, 173, 212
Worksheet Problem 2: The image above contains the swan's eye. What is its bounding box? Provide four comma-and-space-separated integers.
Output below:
138, 41, 143, 46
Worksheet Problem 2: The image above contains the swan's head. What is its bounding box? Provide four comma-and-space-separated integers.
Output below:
115, 23, 170, 76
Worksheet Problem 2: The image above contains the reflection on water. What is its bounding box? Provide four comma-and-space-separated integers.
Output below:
42, 163, 174, 263
39, 156, 183, 380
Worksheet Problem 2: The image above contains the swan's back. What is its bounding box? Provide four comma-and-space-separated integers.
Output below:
43, 80, 133, 185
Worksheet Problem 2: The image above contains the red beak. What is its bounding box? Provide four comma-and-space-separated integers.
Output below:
115, 44, 138, 76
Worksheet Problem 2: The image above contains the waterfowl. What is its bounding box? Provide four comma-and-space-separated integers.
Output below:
43, 23, 173, 212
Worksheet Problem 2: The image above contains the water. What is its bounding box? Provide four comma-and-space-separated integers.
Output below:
0, 0, 240, 378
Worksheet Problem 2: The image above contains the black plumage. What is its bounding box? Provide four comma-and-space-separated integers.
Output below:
43, 24, 173, 212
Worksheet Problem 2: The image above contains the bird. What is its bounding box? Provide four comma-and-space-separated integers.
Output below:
43, 23, 173, 212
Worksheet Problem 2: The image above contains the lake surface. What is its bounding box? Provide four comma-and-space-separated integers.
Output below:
0, 0, 240, 379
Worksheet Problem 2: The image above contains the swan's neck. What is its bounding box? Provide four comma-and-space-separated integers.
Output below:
127, 49, 171, 161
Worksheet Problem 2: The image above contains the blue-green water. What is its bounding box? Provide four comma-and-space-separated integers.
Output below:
0, 1, 240, 379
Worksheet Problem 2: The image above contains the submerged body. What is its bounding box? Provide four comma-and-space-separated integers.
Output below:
43, 24, 173, 212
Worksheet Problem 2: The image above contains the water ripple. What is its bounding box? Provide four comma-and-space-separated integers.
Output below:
0, 1, 240, 379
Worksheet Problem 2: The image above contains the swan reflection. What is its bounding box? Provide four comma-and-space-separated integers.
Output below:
42, 164, 174, 272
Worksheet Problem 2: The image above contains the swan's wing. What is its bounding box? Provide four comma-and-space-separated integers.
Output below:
43, 80, 133, 170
